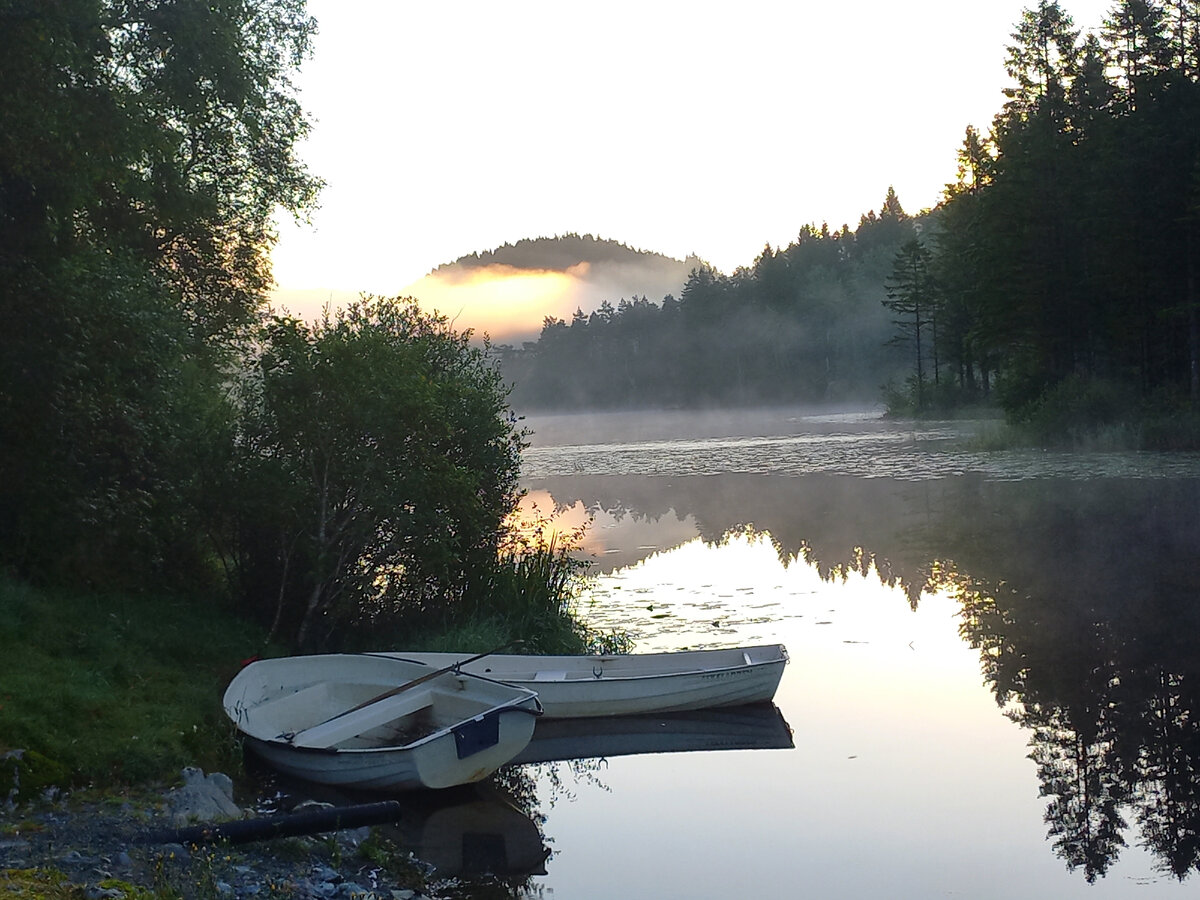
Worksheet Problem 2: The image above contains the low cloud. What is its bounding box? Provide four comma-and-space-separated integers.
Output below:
403, 256, 690, 344
269, 238, 694, 344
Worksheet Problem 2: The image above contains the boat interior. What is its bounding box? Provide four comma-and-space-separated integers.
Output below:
244, 678, 514, 751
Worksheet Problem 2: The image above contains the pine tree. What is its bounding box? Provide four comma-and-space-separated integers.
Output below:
884, 238, 938, 410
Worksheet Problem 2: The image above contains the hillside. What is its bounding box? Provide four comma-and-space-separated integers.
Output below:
406, 234, 704, 343
431, 233, 699, 276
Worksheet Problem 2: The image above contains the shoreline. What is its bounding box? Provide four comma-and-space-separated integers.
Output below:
1, 775, 448, 900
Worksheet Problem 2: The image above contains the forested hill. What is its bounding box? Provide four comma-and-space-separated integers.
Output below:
431, 234, 700, 276
498, 198, 916, 410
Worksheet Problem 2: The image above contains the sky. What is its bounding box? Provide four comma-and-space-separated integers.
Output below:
269, 0, 1115, 339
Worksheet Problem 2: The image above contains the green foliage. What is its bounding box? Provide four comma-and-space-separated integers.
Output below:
0, 0, 321, 329
1140, 406, 1200, 449
0, 751, 70, 806
396, 512, 627, 657
229, 297, 527, 649
0, 0, 618, 804
884, 237, 937, 410
0, 870, 163, 900
1014, 375, 1142, 448
0, 248, 233, 589
0, 577, 270, 787
1005, 374, 1200, 449
0, 0, 318, 592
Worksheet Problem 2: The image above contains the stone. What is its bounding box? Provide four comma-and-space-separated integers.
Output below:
311, 863, 341, 883
164, 767, 242, 825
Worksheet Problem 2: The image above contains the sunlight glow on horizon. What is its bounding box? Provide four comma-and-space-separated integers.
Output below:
404, 264, 588, 341
270, 263, 601, 342
271, 0, 1117, 337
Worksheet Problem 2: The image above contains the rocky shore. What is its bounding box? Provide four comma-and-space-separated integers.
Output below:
0, 769, 454, 900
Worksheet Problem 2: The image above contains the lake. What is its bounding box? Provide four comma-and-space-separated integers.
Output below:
320, 407, 1200, 898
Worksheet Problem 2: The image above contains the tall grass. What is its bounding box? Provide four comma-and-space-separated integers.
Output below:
415, 511, 632, 656
0, 578, 272, 792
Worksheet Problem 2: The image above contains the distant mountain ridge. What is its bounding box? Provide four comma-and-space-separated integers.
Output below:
431, 233, 703, 278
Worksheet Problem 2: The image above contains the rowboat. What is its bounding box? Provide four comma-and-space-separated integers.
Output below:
222, 654, 542, 790
377, 644, 788, 718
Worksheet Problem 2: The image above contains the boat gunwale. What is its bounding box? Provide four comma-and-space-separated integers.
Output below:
225, 664, 542, 756
369, 644, 789, 686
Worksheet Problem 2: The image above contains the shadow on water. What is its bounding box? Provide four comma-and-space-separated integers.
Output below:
528, 469, 1200, 883
245, 760, 551, 892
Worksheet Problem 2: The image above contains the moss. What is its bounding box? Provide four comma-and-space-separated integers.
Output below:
0, 821, 43, 838
0, 870, 165, 900
95, 879, 162, 900
0, 868, 74, 900
0, 750, 71, 805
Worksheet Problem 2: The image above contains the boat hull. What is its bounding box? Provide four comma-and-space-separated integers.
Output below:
380, 644, 789, 718
223, 654, 541, 791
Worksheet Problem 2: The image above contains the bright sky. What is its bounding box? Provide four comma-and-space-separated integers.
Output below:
270, 0, 1114, 334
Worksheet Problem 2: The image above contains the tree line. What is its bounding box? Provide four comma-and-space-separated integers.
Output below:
0, 1, 546, 651
891, 0, 1200, 440
503, 0, 1200, 445
500, 197, 915, 409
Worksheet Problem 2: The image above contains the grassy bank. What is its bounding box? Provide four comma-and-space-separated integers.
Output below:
0, 579, 271, 795
0, 545, 615, 798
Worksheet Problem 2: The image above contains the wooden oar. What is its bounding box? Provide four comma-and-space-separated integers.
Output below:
301, 643, 519, 736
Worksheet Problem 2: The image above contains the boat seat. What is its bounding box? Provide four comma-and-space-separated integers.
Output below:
289, 688, 433, 749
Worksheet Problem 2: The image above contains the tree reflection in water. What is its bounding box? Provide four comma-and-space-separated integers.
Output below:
529, 470, 1200, 882
931, 564, 1200, 883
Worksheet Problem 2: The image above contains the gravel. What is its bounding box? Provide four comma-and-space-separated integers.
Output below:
0, 775, 454, 900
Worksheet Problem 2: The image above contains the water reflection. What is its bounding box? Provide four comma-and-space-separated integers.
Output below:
562, 524, 1200, 886
510, 704, 794, 765
530, 470, 1200, 612
944, 563, 1200, 882
519, 410, 1200, 886
254, 705, 793, 891
250, 771, 550, 883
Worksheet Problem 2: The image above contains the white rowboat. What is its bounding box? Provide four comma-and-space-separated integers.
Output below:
222, 654, 542, 790
378, 644, 788, 719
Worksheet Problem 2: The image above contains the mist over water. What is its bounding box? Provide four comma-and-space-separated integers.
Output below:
498, 406, 1200, 898
521, 406, 1200, 482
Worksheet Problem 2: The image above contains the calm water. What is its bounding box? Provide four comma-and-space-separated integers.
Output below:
286, 408, 1200, 898
499, 408, 1200, 899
